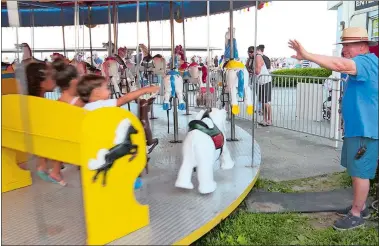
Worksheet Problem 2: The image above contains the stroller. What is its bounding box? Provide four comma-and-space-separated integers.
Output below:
322, 78, 333, 120
322, 89, 332, 120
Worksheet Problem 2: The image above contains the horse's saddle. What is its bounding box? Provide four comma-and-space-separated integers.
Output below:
188, 114, 224, 151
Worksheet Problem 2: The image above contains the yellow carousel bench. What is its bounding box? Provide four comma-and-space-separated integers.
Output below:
1, 94, 149, 245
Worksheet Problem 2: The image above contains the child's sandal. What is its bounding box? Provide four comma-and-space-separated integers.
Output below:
48, 175, 67, 187
37, 170, 51, 182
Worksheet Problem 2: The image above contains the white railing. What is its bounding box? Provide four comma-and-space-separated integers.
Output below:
43, 72, 343, 143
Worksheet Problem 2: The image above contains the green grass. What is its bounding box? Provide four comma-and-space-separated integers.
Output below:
194, 171, 378, 245
194, 210, 378, 245
255, 171, 352, 193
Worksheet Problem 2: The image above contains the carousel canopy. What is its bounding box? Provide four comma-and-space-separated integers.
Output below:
1, 1, 260, 28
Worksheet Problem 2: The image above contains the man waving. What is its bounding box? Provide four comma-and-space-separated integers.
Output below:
289, 27, 378, 230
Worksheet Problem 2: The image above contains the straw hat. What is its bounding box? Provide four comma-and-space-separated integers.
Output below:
336, 27, 377, 46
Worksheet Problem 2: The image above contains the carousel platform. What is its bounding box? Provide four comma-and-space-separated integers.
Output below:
2, 104, 261, 245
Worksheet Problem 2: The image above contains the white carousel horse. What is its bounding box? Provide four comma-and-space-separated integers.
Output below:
102, 42, 137, 76
138, 43, 167, 98
223, 60, 253, 115
117, 45, 138, 78
162, 45, 186, 111
117, 46, 137, 92
221, 27, 252, 115
101, 43, 137, 94
187, 60, 201, 85
101, 56, 122, 97
139, 44, 167, 77
163, 69, 185, 110
175, 108, 234, 194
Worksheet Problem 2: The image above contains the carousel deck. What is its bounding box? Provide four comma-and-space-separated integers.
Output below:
2, 104, 261, 245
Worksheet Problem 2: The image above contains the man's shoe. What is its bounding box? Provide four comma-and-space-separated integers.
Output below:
336, 205, 370, 219
333, 212, 365, 231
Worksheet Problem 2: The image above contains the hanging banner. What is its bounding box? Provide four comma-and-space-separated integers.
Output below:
355, 1, 379, 11
7, 1, 20, 27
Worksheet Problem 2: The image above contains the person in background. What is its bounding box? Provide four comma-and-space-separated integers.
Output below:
255, 46, 273, 126
219, 55, 224, 66
245, 46, 255, 76
257, 44, 271, 72
245, 46, 262, 115
289, 27, 378, 230
213, 55, 219, 67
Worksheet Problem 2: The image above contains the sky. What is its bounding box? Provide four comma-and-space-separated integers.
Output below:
1, 1, 338, 61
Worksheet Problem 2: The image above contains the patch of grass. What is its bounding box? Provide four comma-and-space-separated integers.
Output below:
255, 171, 352, 193
194, 211, 309, 245
194, 172, 379, 245
299, 226, 379, 245
338, 171, 353, 188
254, 178, 295, 193
194, 210, 379, 245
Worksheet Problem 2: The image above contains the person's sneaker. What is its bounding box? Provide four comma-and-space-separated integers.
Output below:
336, 205, 370, 219
333, 212, 365, 231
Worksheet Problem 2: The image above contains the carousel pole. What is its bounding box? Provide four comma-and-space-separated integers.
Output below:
87, 4, 93, 66
226, 0, 238, 142
74, 1, 77, 56
75, 0, 80, 56
169, 1, 181, 144
169, 2, 175, 69
146, 1, 151, 54
113, 2, 118, 51
115, 4, 119, 49
181, 2, 186, 62
182, 0, 191, 116
136, 0, 141, 89
107, 1, 112, 56
251, 1, 259, 167
30, 8, 35, 57
206, 1, 211, 107
146, 1, 158, 120
61, 5, 66, 57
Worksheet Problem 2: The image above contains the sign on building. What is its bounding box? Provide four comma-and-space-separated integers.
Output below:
355, 1, 379, 11
373, 18, 379, 38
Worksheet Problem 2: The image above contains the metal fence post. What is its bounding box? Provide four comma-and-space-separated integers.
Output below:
331, 72, 341, 148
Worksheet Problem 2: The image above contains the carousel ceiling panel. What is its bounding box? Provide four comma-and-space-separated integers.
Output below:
1, 1, 258, 27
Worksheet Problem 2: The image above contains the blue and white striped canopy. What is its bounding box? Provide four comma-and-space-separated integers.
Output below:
1, 1, 259, 28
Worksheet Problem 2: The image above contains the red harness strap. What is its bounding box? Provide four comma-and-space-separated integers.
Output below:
211, 133, 225, 150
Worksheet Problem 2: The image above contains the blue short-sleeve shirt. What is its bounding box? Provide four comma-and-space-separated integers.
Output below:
342, 53, 378, 139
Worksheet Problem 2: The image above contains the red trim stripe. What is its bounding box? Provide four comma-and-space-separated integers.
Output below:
342, 37, 369, 41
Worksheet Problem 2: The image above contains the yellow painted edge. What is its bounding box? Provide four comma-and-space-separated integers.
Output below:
172, 168, 261, 246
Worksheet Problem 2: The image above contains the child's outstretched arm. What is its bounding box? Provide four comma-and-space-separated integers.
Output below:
116, 85, 160, 107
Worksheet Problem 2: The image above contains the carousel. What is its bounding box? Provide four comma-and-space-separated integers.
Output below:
1, 1, 265, 245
